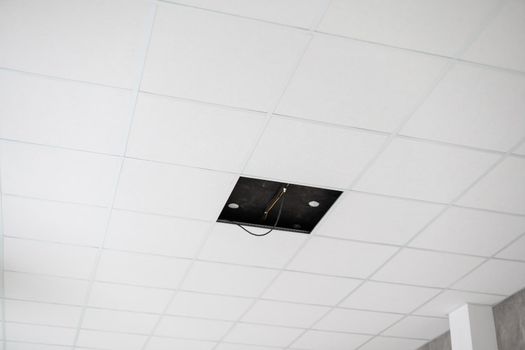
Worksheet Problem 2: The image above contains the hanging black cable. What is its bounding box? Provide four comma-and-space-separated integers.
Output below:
236, 185, 288, 237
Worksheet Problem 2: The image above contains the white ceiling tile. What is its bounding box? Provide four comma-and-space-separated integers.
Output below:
106, 210, 210, 258
288, 237, 397, 278
383, 316, 449, 340
5, 343, 68, 350
115, 158, 236, 220
173, 0, 329, 28
82, 308, 158, 334
342, 281, 440, 314
4, 238, 98, 279
77, 330, 147, 350
167, 291, 252, 321
291, 330, 370, 350
242, 300, 329, 328
314, 308, 402, 334
88, 282, 173, 313
415, 290, 505, 317
410, 207, 525, 256
155, 316, 232, 341
316, 192, 443, 245
453, 259, 525, 295
373, 248, 484, 288
5, 300, 81, 327
0, 141, 121, 206
244, 117, 386, 188
462, 0, 525, 72
95, 250, 191, 289
199, 223, 306, 269
276, 35, 447, 132
355, 138, 498, 202
4, 323, 76, 346
0, 70, 133, 154
497, 235, 525, 261
3, 196, 107, 247
142, 4, 309, 111
215, 344, 278, 350
318, 0, 499, 56
514, 143, 525, 156
263, 271, 361, 306
4, 272, 89, 305
183, 261, 278, 298
127, 93, 266, 172
0, 0, 154, 87
146, 337, 216, 350
401, 64, 525, 152
359, 337, 427, 350
458, 156, 525, 214
225, 323, 303, 347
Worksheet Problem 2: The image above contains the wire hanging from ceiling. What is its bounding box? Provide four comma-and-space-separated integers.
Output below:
236, 185, 288, 237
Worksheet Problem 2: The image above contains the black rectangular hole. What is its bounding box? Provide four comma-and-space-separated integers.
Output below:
217, 176, 342, 234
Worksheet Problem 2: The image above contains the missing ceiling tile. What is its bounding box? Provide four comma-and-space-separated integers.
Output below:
217, 176, 342, 234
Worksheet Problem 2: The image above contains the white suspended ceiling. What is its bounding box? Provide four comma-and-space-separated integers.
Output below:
0, 1, 525, 350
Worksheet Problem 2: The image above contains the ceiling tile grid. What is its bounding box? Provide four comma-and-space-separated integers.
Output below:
1, 1, 525, 350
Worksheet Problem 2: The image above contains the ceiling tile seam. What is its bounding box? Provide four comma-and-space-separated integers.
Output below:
4, 93, 525, 163
153, 0, 525, 76
2, 4, 520, 332
3, 340, 72, 349
1, 87, 524, 177
0, 193, 110, 210
9, 228, 525, 263
281, 35, 465, 350
367, 161, 525, 343
345, 57, 466, 190
1, 267, 509, 312
376, 228, 525, 341
204, 209, 337, 348
0, 266, 509, 306
0, 162, 7, 350
0, 137, 123, 160
312, 30, 525, 77
137, 88, 268, 115
137, 5, 331, 348
134, 183, 237, 350
0, 319, 439, 347
2, 291, 450, 323
4, 130, 524, 195
2, 146, 524, 217
4, 188, 525, 229
233, 38, 317, 170
157, 0, 310, 31
7, 239, 523, 276
0, 66, 133, 93
270, 111, 524, 157
4, 188, 522, 224
358, 134, 525, 348
68, 4, 160, 350
6, 340, 112, 350
1, 63, 523, 159
0, 4, 521, 103
285, 3, 520, 345
191, 4, 339, 349
5, 316, 447, 337
0, 321, 451, 350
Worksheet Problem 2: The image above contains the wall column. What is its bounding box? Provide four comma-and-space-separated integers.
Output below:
449, 304, 498, 350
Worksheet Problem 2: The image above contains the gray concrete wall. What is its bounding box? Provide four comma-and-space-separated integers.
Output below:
493, 287, 525, 350
417, 331, 452, 350
417, 288, 525, 350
